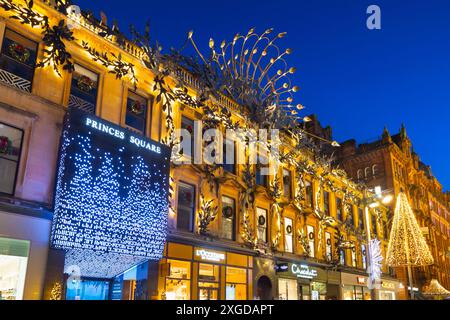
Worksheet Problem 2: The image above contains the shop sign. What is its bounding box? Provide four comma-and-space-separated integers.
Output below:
275, 263, 289, 272
195, 249, 225, 262
381, 281, 396, 290
291, 264, 318, 280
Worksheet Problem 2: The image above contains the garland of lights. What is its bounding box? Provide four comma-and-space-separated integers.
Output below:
197, 195, 218, 235
386, 192, 434, 267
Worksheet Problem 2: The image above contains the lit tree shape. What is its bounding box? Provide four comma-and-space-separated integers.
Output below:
386, 192, 434, 267
386, 192, 434, 299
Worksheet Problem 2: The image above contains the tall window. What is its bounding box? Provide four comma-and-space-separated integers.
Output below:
0, 123, 23, 195
340, 248, 346, 266
372, 165, 378, 176
307, 225, 315, 258
125, 91, 149, 135
357, 169, 363, 180
181, 116, 195, 158
358, 208, 364, 229
324, 191, 330, 216
284, 218, 293, 253
165, 259, 191, 300
361, 244, 367, 270
0, 29, 37, 92
325, 232, 332, 262
347, 205, 354, 226
221, 196, 236, 240
351, 245, 357, 267
223, 139, 236, 174
283, 169, 292, 199
256, 207, 268, 243
371, 214, 377, 235
177, 182, 195, 232
226, 267, 247, 300
256, 157, 268, 187
336, 197, 342, 221
69, 64, 99, 114
198, 263, 220, 300
305, 181, 313, 207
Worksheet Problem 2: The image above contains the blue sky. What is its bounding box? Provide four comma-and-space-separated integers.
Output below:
76, 0, 450, 190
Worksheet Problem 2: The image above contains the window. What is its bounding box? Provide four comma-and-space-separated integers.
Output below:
165, 259, 191, 300
284, 218, 294, 253
256, 207, 268, 243
283, 169, 292, 199
351, 245, 357, 267
357, 169, 363, 180
358, 208, 364, 229
278, 278, 298, 300
340, 248, 346, 266
223, 139, 236, 174
347, 205, 354, 226
125, 91, 149, 135
0, 237, 30, 300
305, 181, 313, 207
364, 167, 371, 178
0, 123, 23, 195
372, 165, 378, 176
307, 225, 315, 258
221, 196, 236, 240
256, 156, 268, 187
198, 263, 220, 300
177, 182, 195, 232
361, 244, 367, 270
180, 117, 195, 158
371, 214, 377, 235
226, 267, 247, 300
0, 29, 37, 92
69, 64, 99, 114
325, 232, 332, 262
336, 197, 342, 221
324, 191, 330, 216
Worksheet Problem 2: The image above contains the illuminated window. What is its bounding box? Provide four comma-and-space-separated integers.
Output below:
305, 181, 313, 207
283, 169, 292, 199
347, 205, 354, 226
335, 197, 342, 221
66, 280, 109, 301
165, 259, 191, 300
307, 225, 315, 258
69, 64, 99, 114
226, 267, 247, 300
278, 278, 298, 300
351, 244, 357, 267
340, 248, 346, 266
177, 182, 195, 232
256, 156, 268, 187
325, 232, 332, 262
0, 237, 30, 300
126, 91, 149, 135
256, 207, 268, 243
361, 244, 367, 270
0, 123, 23, 195
180, 116, 195, 158
223, 139, 236, 174
221, 196, 236, 241
198, 263, 219, 300
284, 218, 294, 253
0, 29, 37, 92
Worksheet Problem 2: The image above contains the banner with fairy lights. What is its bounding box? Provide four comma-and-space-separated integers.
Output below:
51, 107, 170, 260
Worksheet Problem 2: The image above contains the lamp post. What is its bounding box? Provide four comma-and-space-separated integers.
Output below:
362, 186, 393, 301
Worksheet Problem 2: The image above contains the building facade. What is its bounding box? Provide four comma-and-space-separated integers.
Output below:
337, 125, 450, 297
0, 0, 403, 301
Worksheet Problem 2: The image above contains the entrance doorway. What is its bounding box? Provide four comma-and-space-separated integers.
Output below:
256, 276, 273, 300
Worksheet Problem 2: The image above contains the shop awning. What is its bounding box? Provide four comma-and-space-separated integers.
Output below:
422, 279, 450, 296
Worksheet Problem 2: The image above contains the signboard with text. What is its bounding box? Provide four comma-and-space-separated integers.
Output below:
51, 107, 170, 259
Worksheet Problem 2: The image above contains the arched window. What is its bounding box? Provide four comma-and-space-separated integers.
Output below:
364, 167, 371, 178
357, 169, 363, 180
372, 164, 378, 176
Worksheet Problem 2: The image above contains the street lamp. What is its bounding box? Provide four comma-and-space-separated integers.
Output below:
363, 186, 393, 300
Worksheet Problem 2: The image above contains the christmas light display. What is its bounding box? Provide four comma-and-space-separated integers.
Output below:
422, 279, 450, 297
386, 192, 434, 267
51, 107, 170, 260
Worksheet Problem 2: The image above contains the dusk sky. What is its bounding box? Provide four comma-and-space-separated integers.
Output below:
76, 0, 450, 190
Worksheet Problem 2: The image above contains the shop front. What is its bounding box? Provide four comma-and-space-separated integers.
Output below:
157, 242, 253, 300
378, 278, 400, 300
340, 273, 372, 300
275, 262, 332, 300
